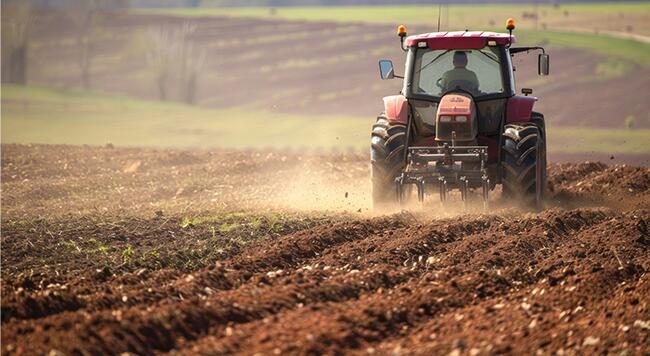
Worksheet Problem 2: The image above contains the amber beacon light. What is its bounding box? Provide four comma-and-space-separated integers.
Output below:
397, 24, 407, 37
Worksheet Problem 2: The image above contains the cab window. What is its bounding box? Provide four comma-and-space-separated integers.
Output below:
412, 47, 505, 98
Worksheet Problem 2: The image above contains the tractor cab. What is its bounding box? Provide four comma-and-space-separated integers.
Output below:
379, 26, 549, 144
371, 19, 550, 210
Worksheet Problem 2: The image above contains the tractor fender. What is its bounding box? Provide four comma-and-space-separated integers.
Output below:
506, 95, 537, 123
382, 95, 409, 125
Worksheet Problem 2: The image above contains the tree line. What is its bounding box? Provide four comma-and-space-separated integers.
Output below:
2, 1, 204, 105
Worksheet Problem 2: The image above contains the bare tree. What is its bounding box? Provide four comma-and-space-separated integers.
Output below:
178, 22, 206, 105
182, 40, 206, 105
78, 11, 99, 89
146, 22, 206, 104
147, 26, 179, 101
69, 0, 129, 90
1, 3, 34, 85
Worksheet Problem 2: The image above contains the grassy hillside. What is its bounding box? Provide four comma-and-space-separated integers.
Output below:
2, 85, 649, 155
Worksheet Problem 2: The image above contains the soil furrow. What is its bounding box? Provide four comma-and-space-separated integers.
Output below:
1, 215, 404, 323
174, 210, 648, 355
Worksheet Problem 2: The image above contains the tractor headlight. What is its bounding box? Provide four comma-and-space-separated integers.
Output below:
455, 115, 468, 123
439, 115, 452, 123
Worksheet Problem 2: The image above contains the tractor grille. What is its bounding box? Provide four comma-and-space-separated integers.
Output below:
436, 122, 475, 141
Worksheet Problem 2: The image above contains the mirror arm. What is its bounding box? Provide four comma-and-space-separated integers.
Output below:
399, 35, 408, 52
510, 46, 546, 55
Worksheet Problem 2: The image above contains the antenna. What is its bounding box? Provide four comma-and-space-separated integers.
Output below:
446, 4, 449, 30
437, 4, 442, 31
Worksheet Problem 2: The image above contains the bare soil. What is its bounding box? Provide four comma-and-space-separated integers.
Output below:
1, 144, 649, 355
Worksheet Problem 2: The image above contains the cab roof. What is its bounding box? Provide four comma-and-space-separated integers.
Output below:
405, 31, 515, 50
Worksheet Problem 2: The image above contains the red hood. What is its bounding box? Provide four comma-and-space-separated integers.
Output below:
437, 93, 474, 117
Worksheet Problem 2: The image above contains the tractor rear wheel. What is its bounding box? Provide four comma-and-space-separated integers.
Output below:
501, 122, 546, 210
371, 114, 406, 208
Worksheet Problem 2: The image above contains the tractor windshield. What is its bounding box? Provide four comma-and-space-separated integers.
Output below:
411, 47, 505, 98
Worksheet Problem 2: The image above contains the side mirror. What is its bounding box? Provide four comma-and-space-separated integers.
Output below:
378, 59, 395, 80
538, 53, 550, 76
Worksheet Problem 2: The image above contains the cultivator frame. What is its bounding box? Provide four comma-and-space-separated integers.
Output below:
395, 144, 490, 207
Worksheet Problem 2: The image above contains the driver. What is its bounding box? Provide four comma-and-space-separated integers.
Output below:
439, 51, 479, 92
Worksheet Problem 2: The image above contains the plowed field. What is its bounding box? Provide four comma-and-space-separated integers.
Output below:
1, 144, 649, 355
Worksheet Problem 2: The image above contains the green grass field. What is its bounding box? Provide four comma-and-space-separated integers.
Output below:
135, 3, 650, 35
134, 3, 648, 27
2, 84, 649, 155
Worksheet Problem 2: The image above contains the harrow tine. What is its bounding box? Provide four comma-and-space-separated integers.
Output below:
459, 177, 465, 201
395, 177, 403, 204
482, 175, 490, 210
416, 178, 425, 205
438, 177, 448, 203
460, 176, 469, 209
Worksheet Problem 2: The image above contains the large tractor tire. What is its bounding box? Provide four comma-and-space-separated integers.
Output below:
371, 114, 407, 208
501, 122, 547, 210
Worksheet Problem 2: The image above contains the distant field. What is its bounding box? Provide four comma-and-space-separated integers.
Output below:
1, 85, 369, 150
135, 3, 650, 36
515, 30, 650, 69
3, 85, 649, 156
135, 4, 650, 69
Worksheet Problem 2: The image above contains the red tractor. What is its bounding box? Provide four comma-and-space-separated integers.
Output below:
372, 19, 550, 210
